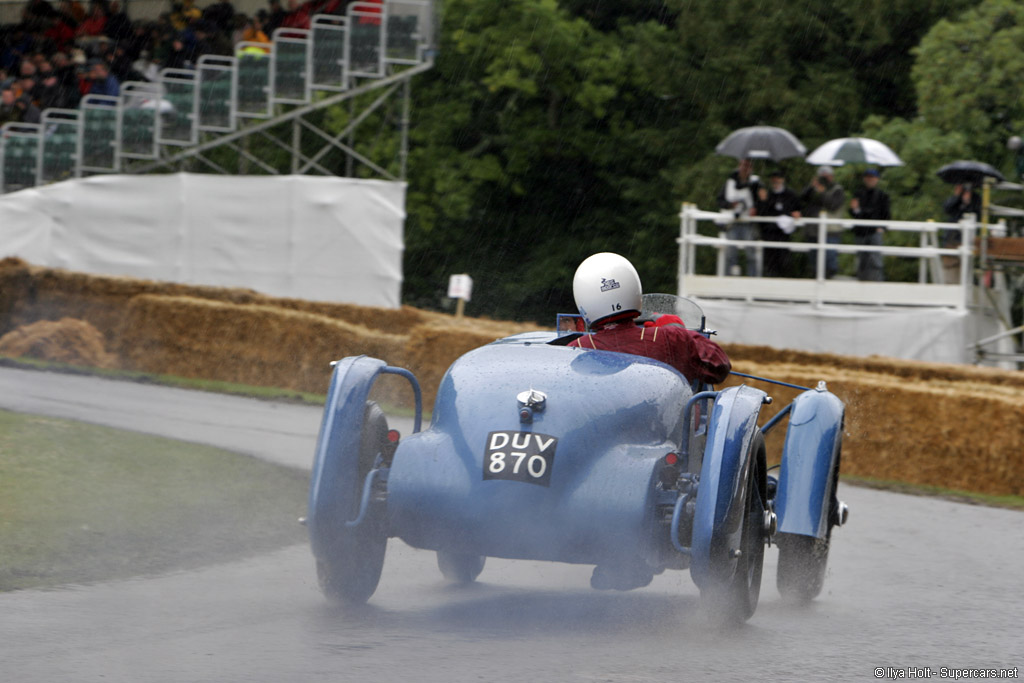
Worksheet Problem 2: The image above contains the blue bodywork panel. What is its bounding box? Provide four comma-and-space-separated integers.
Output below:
774, 388, 845, 539
386, 335, 692, 565
307, 356, 387, 560
689, 384, 766, 590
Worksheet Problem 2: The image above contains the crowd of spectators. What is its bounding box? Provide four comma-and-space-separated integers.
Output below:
0, 0, 378, 126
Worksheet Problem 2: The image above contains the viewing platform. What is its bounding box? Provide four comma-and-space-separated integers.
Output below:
676, 204, 1022, 368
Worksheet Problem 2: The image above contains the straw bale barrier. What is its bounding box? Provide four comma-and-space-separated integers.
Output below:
116, 294, 407, 395
1, 257, 1022, 496
719, 360, 1024, 498
0, 257, 429, 344
0, 317, 116, 369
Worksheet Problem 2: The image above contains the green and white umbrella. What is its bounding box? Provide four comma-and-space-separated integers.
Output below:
806, 137, 904, 167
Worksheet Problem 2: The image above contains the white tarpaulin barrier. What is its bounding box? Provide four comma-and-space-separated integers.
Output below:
0, 173, 406, 308
694, 298, 1009, 366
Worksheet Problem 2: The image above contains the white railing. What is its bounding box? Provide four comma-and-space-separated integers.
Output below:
676, 204, 999, 310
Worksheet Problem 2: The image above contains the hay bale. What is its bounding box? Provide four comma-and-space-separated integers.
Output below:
401, 319, 530, 406
0, 317, 117, 369
0, 259, 430, 341
3, 258, 1022, 496
116, 295, 407, 394
725, 360, 1024, 497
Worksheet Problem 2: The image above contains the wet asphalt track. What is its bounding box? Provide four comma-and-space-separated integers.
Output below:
0, 366, 1022, 682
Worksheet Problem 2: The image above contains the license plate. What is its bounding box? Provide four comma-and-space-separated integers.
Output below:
483, 431, 557, 487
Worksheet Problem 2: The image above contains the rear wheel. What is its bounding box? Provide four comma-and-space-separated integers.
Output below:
316, 402, 389, 605
776, 450, 841, 602
776, 533, 829, 602
436, 552, 486, 584
700, 430, 767, 626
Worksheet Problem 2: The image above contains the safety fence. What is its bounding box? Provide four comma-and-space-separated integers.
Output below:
0, 0, 433, 193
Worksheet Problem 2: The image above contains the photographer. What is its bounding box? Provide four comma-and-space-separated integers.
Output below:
940, 182, 981, 284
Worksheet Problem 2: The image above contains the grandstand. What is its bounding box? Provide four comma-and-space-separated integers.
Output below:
0, 0, 435, 192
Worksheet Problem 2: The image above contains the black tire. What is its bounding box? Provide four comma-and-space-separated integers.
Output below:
436, 552, 486, 584
316, 402, 389, 605
700, 430, 767, 627
776, 532, 829, 602
776, 449, 840, 602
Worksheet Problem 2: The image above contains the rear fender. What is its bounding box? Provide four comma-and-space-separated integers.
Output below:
774, 387, 844, 539
307, 356, 422, 558
690, 384, 767, 590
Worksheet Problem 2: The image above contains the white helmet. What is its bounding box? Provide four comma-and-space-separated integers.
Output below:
572, 252, 642, 328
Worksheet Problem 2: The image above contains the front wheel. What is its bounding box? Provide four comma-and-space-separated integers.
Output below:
437, 552, 486, 584
700, 431, 767, 627
316, 402, 389, 605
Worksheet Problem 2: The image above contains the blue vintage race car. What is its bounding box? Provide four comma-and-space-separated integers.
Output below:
306, 294, 848, 624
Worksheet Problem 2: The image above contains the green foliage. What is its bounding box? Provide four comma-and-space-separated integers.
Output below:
913, 0, 1024, 156
859, 114, 971, 221
396, 0, 993, 321
367, 0, 1023, 321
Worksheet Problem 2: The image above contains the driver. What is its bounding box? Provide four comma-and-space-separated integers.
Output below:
568, 252, 731, 385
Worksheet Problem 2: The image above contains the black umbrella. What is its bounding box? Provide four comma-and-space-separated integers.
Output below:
936, 160, 1005, 185
715, 126, 807, 161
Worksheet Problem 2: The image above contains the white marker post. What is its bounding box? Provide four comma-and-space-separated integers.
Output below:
447, 273, 473, 319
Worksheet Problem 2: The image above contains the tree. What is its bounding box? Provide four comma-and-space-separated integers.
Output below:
912, 0, 1024, 158
397, 0, 982, 321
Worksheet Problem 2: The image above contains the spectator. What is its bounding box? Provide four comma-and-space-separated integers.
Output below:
56, 0, 86, 24
263, 0, 287, 35
23, 0, 60, 24
800, 165, 846, 279
940, 183, 981, 285
14, 93, 41, 122
33, 58, 78, 108
16, 73, 38, 103
104, 1, 133, 43
14, 59, 38, 98
84, 56, 118, 96
849, 168, 891, 282
753, 169, 802, 278
0, 85, 21, 123
1, 28, 34, 72
716, 157, 761, 277
110, 42, 147, 83
203, 0, 235, 38
239, 14, 270, 46
194, 19, 231, 56
49, 50, 83, 108
76, 1, 108, 37
43, 13, 78, 51
161, 33, 194, 70
169, 0, 201, 31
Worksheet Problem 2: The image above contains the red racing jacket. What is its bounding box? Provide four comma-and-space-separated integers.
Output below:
568, 316, 732, 384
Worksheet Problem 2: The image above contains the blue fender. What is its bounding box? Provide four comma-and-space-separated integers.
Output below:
774, 387, 845, 539
307, 356, 388, 560
690, 384, 767, 590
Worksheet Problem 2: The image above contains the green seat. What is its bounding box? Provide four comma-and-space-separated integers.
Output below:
199, 72, 233, 129
121, 108, 156, 157
274, 41, 309, 100
312, 27, 345, 87
82, 111, 117, 170
41, 125, 78, 182
3, 136, 39, 190
237, 54, 271, 115
348, 21, 381, 74
386, 15, 418, 62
